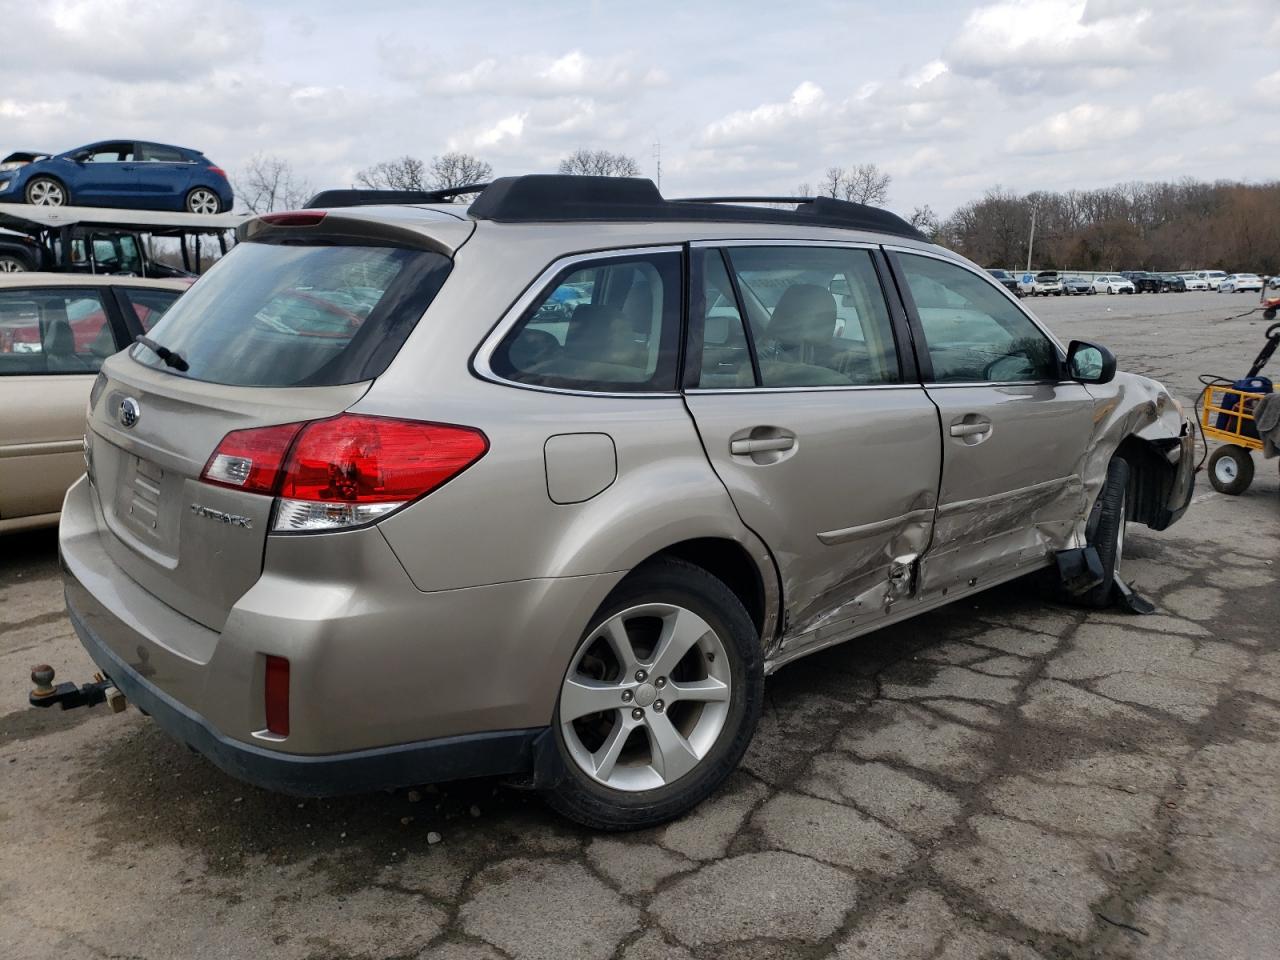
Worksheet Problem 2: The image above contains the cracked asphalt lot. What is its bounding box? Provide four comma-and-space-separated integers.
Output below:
1, 292, 1278, 959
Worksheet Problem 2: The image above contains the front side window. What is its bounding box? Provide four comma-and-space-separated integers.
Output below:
491, 252, 681, 392
720, 245, 900, 387
0, 288, 115, 375
86, 142, 134, 162
898, 253, 1060, 384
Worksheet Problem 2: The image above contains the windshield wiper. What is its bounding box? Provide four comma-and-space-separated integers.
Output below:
134, 335, 190, 372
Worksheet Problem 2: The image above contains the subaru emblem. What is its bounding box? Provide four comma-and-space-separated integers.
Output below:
118, 397, 141, 429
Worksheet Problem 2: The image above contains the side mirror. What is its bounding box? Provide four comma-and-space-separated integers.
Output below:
1066, 340, 1116, 384
68, 150, 89, 163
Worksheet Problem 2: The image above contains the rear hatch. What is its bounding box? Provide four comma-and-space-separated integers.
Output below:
85, 211, 467, 632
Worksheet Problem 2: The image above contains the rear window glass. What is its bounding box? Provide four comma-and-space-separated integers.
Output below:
132, 241, 451, 386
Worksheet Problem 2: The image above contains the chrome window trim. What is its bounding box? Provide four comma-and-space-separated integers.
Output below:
689, 238, 880, 250
686, 383, 915, 395
472, 244, 685, 399
882, 243, 1067, 354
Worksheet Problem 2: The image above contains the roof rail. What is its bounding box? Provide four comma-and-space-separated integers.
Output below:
304, 183, 490, 209
467, 176, 925, 239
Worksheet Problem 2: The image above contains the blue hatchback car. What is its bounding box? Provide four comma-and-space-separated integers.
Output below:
0, 140, 234, 214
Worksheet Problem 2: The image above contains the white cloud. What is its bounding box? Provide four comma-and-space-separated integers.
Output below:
1150, 88, 1231, 126
701, 82, 828, 147
1256, 70, 1280, 106
383, 48, 666, 100
1005, 103, 1143, 153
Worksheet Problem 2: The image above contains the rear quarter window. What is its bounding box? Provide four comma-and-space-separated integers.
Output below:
132, 241, 452, 387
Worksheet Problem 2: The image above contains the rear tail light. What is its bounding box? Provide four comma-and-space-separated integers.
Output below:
199, 414, 488, 532
264, 655, 290, 736
208, 166, 227, 179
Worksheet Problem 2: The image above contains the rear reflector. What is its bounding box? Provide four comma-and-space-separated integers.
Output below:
199, 414, 488, 532
264, 655, 290, 736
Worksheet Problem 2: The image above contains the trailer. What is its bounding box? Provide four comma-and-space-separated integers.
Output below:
0, 202, 244, 277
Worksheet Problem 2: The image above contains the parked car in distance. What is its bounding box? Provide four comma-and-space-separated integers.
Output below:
1062, 276, 1094, 295
1219, 273, 1263, 293
1121, 271, 1161, 293
0, 273, 189, 533
1032, 271, 1064, 296
1195, 270, 1228, 290
986, 268, 1022, 297
1158, 274, 1186, 293
56, 175, 1195, 829
1180, 274, 1209, 291
0, 141, 233, 213
1092, 274, 1136, 295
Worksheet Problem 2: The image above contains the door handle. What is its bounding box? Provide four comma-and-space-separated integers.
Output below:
730, 436, 795, 455
949, 422, 990, 437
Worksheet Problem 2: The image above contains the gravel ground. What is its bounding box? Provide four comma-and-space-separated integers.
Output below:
1, 290, 1277, 960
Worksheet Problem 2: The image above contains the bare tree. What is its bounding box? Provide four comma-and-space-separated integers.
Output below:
234, 153, 313, 214
816, 164, 892, 206
355, 155, 428, 191
558, 149, 642, 177
909, 204, 941, 240
428, 152, 493, 191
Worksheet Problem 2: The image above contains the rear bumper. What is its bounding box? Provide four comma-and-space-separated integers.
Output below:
58, 474, 620, 794
67, 594, 544, 795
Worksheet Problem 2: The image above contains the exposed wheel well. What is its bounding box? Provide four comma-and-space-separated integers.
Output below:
1114, 435, 1180, 530
637, 538, 767, 638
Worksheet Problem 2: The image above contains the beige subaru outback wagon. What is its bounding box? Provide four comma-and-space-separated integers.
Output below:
57, 176, 1193, 828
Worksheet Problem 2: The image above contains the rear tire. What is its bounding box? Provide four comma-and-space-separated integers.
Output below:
1077, 458, 1129, 609
185, 187, 222, 214
0, 254, 31, 272
544, 558, 763, 830
1208, 445, 1253, 495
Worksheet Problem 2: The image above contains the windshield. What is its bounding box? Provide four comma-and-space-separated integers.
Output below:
131, 241, 452, 387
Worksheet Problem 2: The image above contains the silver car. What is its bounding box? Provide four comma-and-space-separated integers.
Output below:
58, 176, 1194, 829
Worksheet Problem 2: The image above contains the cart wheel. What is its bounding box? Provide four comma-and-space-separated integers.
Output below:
1208, 444, 1254, 495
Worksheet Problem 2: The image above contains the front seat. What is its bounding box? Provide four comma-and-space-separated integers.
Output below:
757, 284, 850, 385
42, 319, 88, 372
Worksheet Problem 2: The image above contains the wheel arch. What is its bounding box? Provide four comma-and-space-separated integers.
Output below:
1113, 433, 1184, 530
25, 172, 69, 201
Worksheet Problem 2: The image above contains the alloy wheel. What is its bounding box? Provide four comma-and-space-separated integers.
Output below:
559, 602, 732, 792
0, 257, 27, 272
28, 180, 65, 206
187, 189, 220, 214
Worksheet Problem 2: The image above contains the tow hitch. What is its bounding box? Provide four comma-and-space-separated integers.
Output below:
29, 664, 127, 713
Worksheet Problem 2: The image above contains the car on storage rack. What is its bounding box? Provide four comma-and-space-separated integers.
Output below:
0, 141, 233, 213
0, 228, 42, 272
55, 175, 1194, 829
1092, 274, 1136, 295
0, 273, 189, 533
1219, 273, 1263, 293
1062, 276, 1094, 295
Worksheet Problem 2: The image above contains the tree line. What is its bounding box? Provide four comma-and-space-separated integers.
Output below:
234, 151, 1277, 273
933, 179, 1280, 274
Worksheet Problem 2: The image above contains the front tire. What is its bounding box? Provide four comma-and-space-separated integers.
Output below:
0, 254, 31, 272
1077, 458, 1129, 608
25, 176, 67, 206
544, 558, 763, 830
185, 187, 222, 214
1208, 445, 1253, 495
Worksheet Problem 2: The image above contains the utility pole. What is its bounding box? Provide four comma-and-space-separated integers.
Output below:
653, 141, 662, 190
1025, 203, 1038, 273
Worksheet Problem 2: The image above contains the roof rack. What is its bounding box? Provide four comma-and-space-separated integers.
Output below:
466, 176, 925, 239
304, 183, 490, 209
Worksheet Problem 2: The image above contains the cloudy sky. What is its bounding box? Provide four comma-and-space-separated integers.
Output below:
2, 0, 1278, 216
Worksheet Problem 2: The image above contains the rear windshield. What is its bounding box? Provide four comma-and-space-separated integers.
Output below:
131, 241, 451, 386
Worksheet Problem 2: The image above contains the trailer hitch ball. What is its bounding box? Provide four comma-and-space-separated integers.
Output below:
31, 664, 57, 699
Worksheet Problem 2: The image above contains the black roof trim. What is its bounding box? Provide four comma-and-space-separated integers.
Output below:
305, 184, 489, 209
467, 175, 926, 240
